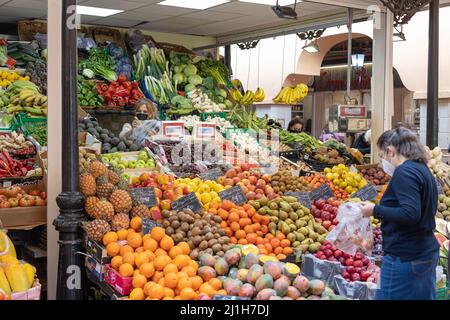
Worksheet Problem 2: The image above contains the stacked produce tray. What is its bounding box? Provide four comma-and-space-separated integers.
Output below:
17, 113, 47, 146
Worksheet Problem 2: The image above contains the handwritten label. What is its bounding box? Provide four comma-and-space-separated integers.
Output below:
310, 184, 335, 201
142, 218, 160, 235
352, 184, 379, 201
129, 187, 158, 208
285, 191, 312, 208
171, 192, 202, 213
219, 185, 247, 205
198, 167, 223, 181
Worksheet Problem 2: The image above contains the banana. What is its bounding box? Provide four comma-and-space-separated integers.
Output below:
24, 106, 43, 115
7, 105, 24, 114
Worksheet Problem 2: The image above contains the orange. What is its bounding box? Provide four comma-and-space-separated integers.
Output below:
139, 262, 155, 279
164, 272, 179, 289
177, 271, 188, 280
143, 233, 151, 241
246, 233, 257, 244
147, 283, 164, 300
276, 232, 285, 240
111, 255, 123, 270
158, 278, 165, 287
160, 235, 174, 251
221, 200, 234, 211
122, 252, 136, 266
133, 269, 141, 277
243, 225, 254, 234
154, 255, 171, 271
177, 242, 190, 255
163, 287, 175, 298
103, 232, 118, 246
216, 289, 227, 296
218, 209, 229, 221
277, 254, 287, 260
228, 212, 239, 223
143, 282, 155, 296
119, 263, 134, 277
119, 245, 134, 257
145, 250, 156, 261
179, 287, 197, 300
283, 247, 293, 255
235, 230, 246, 239
128, 228, 136, 234
150, 226, 166, 242
132, 274, 147, 289
127, 232, 143, 249
209, 278, 222, 290
168, 246, 183, 259
106, 242, 120, 257
164, 263, 178, 275
173, 255, 190, 269
135, 247, 144, 253
270, 238, 280, 248
129, 288, 145, 300
117, 229, 129, 241
152, 271, 164, 283
230, 222, 240, 232
188, 260, 198, 272
177, 277, 192, 291
181, 266, 196, 277
199, 283, 215, 297
143, 238, 158, 252
135, 252, 150, 268
154, 248, 167, 257
280, 239, 290, 248
238, 238, 248, 245
130, 216, 142, 231
274, 247, 283, 255
190, 276, 203, 291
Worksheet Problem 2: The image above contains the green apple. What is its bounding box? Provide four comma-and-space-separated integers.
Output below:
102, 156, 110, 163
138, 151, 149, 162
136, 163, 146, 168
128, 160, 137, 169
121, 173, 130, 181
118, 164, 126, 170
146, 160, 155, 168
137, 160, 146, 166
120, 160, 129, 168
110, 160, 118, 167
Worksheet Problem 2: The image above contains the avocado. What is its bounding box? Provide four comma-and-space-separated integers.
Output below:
87, 127, 97, 135
124, 140, 133, 148
108, 132, 115, 138
100, 134, 108, 141
103, 137, 111, 144
91, 121, 99, 127
86, 123, 94, 129
117, 141, 126, 151
101, 129, 109, 135
111, 137, 120, 146
79, 123, 86, 130
95, 126, 103, 133
129, 144, 139, 151
110, 147, 118, 153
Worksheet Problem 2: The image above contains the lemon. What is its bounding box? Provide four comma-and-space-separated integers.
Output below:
355, 175, 362, 182
332, 173, 340, 180
345, 186, 353, 194
195, 192, 202, 200
333, 179, 341, 186
326, 173, 333, 181
324, 167, 332, 174
199, 184, 211, 193
187, 183, 196, 192
339, 181, 347, 189
213, 184, 224, 192
209, 191, 218, 199
201, 193, 212, 204
213, 197, 222, 204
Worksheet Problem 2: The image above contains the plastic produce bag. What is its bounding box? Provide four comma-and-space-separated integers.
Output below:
34, 33, 47, 49
301, 254, 345, 288
326, 202, 373, 256
333, 275, 378, 300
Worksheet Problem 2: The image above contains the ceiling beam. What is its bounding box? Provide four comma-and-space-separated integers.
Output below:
302, 0, 386, 11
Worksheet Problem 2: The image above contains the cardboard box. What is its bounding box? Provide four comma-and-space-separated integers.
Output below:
104, 264, 132, 296
85, 239, 111, 265
85, 256, 107, 282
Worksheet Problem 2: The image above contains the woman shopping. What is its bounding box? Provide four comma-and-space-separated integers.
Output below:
360, 127, 440, 300
120, 98, 161, 148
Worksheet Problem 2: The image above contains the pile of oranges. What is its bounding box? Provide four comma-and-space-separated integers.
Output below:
256, 232, 293, 261
208, 200, 270, 246
102, 217, 225, 300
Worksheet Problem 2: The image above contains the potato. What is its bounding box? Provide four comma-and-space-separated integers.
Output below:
166, 227, 175, 235
191, 227, 202, 236
217, 229, 226, 236
171, 220, 180, 229
216, 251, 224, 257
213, 216, 222, 223
162, 210, 171, 218
199, 240, 209, 250
187, 240, 195, 249
211, 243, 222, 253
205, 232, 214, 241
167, 215, 178, 223
192, 236, 202, 246
190, 248, 200, 260
204, 248, 213, 255
163, 221, 171, 228
181, 222, 190, 232
203, 226, 212, 234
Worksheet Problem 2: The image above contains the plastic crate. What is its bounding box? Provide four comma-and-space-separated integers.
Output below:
17, 113, 47, 145
436, 286, 449, 300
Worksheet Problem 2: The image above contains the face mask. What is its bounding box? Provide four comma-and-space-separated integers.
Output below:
381, 159, 395, 177
136, 113, 148, 120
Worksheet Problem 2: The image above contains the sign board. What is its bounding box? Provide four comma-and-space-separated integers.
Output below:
339, 105, 367, 118
285, 191, 312, 208
198, 167, 223, 181
161, 121, 185, 138
142, 218, 160, 235
310, 184, 335, 202
193, 122, 217, 139
129, 187, 158, 208
352, 184, 379, 201
170, 192, 202, 213
219, 185, 247, 205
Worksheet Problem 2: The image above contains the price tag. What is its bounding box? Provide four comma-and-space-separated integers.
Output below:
2, 181, 12, 188
285, 191, 312, 208
198, 167, 223, 181
161, 121, 185, 138
219, 185, 247, 205
352, 184, 379, 201
436, 178, 444, 195
142, 218, 160, 235
310, 184, 335, 201
129, 187, 158, 208
193, 122, 217, 139
171, 192, 202, 213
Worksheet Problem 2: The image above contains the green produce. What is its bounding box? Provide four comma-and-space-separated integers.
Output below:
77, 78, 104, 107
280, 131, 322, 152
25, 124, 47, 146
6, 42, 43, 67
2, 81, 47, 116
437, 194, 450, 221
229, 104, 268, 131
79, 48, 117, 82
143, 73, 176, 105
196, 58, 231, 87
134, 45, 168, 82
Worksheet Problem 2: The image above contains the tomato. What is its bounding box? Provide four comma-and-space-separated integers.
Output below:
0, 201, 11, 208
28, 189, 41, 196
35, 197, 47, 207
2, 186, 21, 198
19, 195, 36, 207
40, 192, 47, 200
8, 197, 18, 207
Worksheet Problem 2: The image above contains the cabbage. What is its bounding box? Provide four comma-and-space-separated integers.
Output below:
188, 74, 203, 86
184, 64, 197, 76
184, 84, 196, 93
173, 73, 184, 84
174, 65, 183, 74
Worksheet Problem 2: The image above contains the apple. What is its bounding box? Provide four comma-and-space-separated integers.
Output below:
109, 160, 118, 167
241, 179, 250, 186
225, 168, 237, 178
242, 171, 250, 178
128, 160, 137, 169
35, 197, 47, 206
255, 193, 263, 200
224, 178, 234, 186
246, 191, 256, 200
234, 166, 242, 174
255, 189, 264, 195
351, 273, 361, 282
333, 250, 343, 259
353, 260, 363, 268
217, 177, 225, 185
360, 271, 371, 282
267, 192, 278, 200
362, 258, 370, 266
342, 271, 350, 280
346, 266, 355, 274
150, 206, 162, 220
138, 151, 149, 161
322, 221, 332, 229
255, 179, 266, 188
40, 192, 47, 200
328, 225, 335, 232
241, 163, 251, 172
355, 252, 364, 260
354, 267, 362, 274
232, 177, 241, 185
251, 171, 261, 179
315, 199, 326, 210
324, 249, 333, 258
248, 176, 257, 185
247, 185, 256, 192
345, 258, 354, 266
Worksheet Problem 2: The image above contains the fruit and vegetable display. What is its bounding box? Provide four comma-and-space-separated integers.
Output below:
0, 70, 29, 90
425, 146, 450, 181
95, 76, 144, 108
0, 151, 39, 178
0, 185, 46, 208
186, 88, 225, 113
436, 194, 450, 221
2, 80, 47, 116
0, 132, 35, 155
358, 166, 390, 186
280, 131, 321, 153
102, 151, 156, 171
6, 42, 43, 67
26, 62, 47, 94
232, 88, 266, 106
77, 78, 104, 107
310, 198, 340, 231
273, 84, 308, 104
175, 178, 224, 208
312, 146, 346, 165
303, 174, 349, 200
79, 48, 117, 82
269, 170, 311, 195
107, 43, 133, 80
324, 165, 367, 194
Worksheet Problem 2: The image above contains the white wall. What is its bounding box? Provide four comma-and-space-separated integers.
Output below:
419, 99, 450, 148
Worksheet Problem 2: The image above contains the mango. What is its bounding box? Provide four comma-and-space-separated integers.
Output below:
285, 286, 301, 299
273, 277, 289, 297
283, 263, 300, 278
214, 257, 229, 276
224, 279, 242, 296
246, 264, 264, 284
263, 261, 282, 280
244, 253, 259, 269
293, 275, 309, 293
199, 253, 216, 267
228, 267, 239, 279
255, 288, 277, 300
224, 250, 241, 266
237, 269, 249, 282
255, 274, 274, 292
238, 283, 255, 298
308, 279, 325, 295
198, 266, 217, 282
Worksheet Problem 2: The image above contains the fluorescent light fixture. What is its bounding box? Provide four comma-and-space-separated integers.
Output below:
302, 40, 319, 53
76, 5, 123, 17
240, 0, 298, 5
158, 0, 230, 10
272, 0, 299, 20
352, 54, 365, 67
321, 63, 372, 70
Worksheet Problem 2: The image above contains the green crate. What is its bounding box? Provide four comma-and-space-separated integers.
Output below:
200, 112, 228, 121
436, 286, 449, 300
17, 113, 47, 146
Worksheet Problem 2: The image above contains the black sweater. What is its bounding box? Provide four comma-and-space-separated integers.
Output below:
373, 160, 439, 261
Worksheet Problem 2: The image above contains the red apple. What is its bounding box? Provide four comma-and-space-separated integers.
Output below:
255, 193, 263, 200
234, 166, 242, 174
241, 179, 250, 186
267, 192, 278, 200
163, 190, 175, 201
247, 185, 256, 192
261, 174, 271, 183
232, 177, 241, 185
248, 176, 257, 185
241, 163, 251, 172
225, 169, 237, 178
328, 225, 335, 231
334, 250, 343, 259
242, 171, 250, 178
255, 179, 266, 189
251, 171, 261, 179
246, 191, 256, 200
150, 206, 162, 220
265, 186, 274, 194
224, 178, 234, 186
345, 258, 354, 266
28, 189, 41, 196
322, 221, 332, 229
255, 189, 264, 195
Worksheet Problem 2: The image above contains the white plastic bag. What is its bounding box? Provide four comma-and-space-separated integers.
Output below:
326, 202, 373, 256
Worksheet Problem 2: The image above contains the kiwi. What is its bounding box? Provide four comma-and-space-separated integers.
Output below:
199, 240, 208, 250
192, 236, 202, 246
208, 239, 218, 247
216, 251, 225, 257
171, 220, 180, 229
211, 243, 221, 253
166, 227, 175, 235
163, 220, 171, 228
181, 222, 190, 232
205, 232, 214, 241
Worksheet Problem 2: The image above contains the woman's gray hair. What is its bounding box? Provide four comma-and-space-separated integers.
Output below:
377, 127, 428, 163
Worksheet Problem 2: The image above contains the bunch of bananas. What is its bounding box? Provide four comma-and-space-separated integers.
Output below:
3, 80, 47, 115
273, 83, 309, 104
232, 87, 266, 106
254, 87, 265, 102
240, 90, 256, 106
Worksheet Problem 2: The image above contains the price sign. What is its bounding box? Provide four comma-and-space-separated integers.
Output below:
436, 178, 444, 195
219, 185, 247, 205
352, 184, 379, 201
161, 121, 185, 138
198, 167, 223, 181
129, 187, 158, 208
142, 218, 160, 235
310, 184, 335, 202
193, 122, 217, 139
285, 191, 312, 208
171, 192, 202, 213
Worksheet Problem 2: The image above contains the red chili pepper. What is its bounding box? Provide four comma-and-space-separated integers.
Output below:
131, 81, 138, 89
118, 74, 127, 83
3, 152, 14, 169
110, 81, 119, 87
123, 81, 132, 91
115, 87, 128, 97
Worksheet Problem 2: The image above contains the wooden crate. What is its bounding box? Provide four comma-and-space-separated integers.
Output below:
90, 26, 126, 50
158, 42, 195, 56
18, 20, 89, 41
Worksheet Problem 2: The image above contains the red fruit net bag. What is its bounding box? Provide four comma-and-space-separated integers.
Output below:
325, 202, 373, 256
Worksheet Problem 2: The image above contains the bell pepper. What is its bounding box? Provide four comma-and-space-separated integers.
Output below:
123, 81, 132, 92
115, 86, 129, 97
118, 74, 127, 83
131, 81, 138, 89
100, 83, 109, 92
102, 92, 112, 102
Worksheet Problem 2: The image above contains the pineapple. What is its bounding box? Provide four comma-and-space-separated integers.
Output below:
84, 219, 111, 242
115, 178, 129, 191
80, 171, 97, 196
92, 200, 115, 221
108, 169, 121, 185
109, 190, 132, 214
96, 175, 114, 199
131, 204, 151, 218
89, 160, 108, 179
111, 213, 130, 231
85, 196, 99, 218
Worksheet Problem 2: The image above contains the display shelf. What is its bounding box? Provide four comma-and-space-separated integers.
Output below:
81, 107, 135, 116
86, 269, 124, 300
